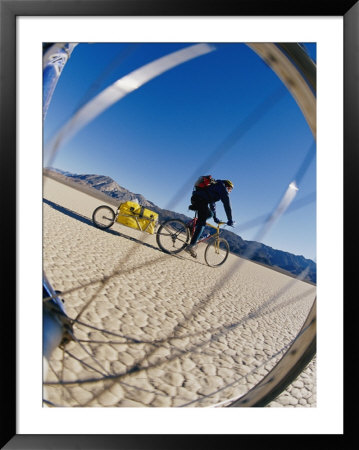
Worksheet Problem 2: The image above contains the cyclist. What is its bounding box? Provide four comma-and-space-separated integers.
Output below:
185, 179, 235, 258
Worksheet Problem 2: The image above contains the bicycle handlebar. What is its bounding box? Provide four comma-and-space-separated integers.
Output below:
203, 219, 236, 230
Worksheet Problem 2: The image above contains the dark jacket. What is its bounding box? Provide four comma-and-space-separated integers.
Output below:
191, 180, 233, 222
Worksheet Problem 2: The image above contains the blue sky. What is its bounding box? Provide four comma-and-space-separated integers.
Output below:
44, 42, 316, 261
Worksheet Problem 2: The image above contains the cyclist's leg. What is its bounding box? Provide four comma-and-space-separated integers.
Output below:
189, 203, 212, 246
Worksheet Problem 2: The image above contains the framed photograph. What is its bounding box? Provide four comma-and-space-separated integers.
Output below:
2, 0, 355, 447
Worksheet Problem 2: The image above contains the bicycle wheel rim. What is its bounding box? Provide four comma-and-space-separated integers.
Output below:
156, 219, 189, 254
40, 42, 320, 412
205, 238, 230, 267
92, 206, 115, 229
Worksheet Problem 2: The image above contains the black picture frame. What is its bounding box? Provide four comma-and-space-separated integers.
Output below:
1, 0, 355, 448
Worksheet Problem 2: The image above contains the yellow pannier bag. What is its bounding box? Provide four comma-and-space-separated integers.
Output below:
116, 201, 158, 234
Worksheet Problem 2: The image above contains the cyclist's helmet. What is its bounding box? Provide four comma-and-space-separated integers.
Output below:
223, 180, 234, 189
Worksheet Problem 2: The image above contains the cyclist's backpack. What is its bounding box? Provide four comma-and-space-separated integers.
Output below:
194, 175, 215, 189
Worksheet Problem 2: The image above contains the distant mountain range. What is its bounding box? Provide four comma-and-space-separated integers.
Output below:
44, 167, 316, 284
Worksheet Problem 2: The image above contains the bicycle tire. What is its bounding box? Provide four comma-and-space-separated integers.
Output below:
204, 237, 230, 267
92, 205, 115, 229
41, 42, 319, 410
156, 219, 190, 254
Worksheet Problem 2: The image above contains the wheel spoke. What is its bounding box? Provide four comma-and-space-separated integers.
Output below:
156, 219, 189, 254
205, 238, 229, 267
92, 206, 115, 229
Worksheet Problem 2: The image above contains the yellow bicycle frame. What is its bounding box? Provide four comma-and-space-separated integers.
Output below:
203, 221, 227, 252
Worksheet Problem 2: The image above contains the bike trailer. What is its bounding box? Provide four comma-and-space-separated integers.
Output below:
116, 201, 158, 234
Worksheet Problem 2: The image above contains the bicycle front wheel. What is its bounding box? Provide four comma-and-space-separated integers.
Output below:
204, 237, 230, 267
156, 219, 190, 254
92, 205, 115, 229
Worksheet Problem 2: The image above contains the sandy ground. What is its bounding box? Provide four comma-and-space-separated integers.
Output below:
43, 176, 316, 407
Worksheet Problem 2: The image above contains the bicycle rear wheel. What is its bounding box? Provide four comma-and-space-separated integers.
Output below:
92, 205, 115, 229
204, 237, 230, 267
156, 219, 190, 254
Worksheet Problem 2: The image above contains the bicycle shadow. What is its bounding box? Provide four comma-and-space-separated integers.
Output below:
43, 198, 209, 267
42, 198, 162, 253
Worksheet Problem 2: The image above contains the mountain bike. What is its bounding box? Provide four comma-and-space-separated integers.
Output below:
156, 214, 230, 267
